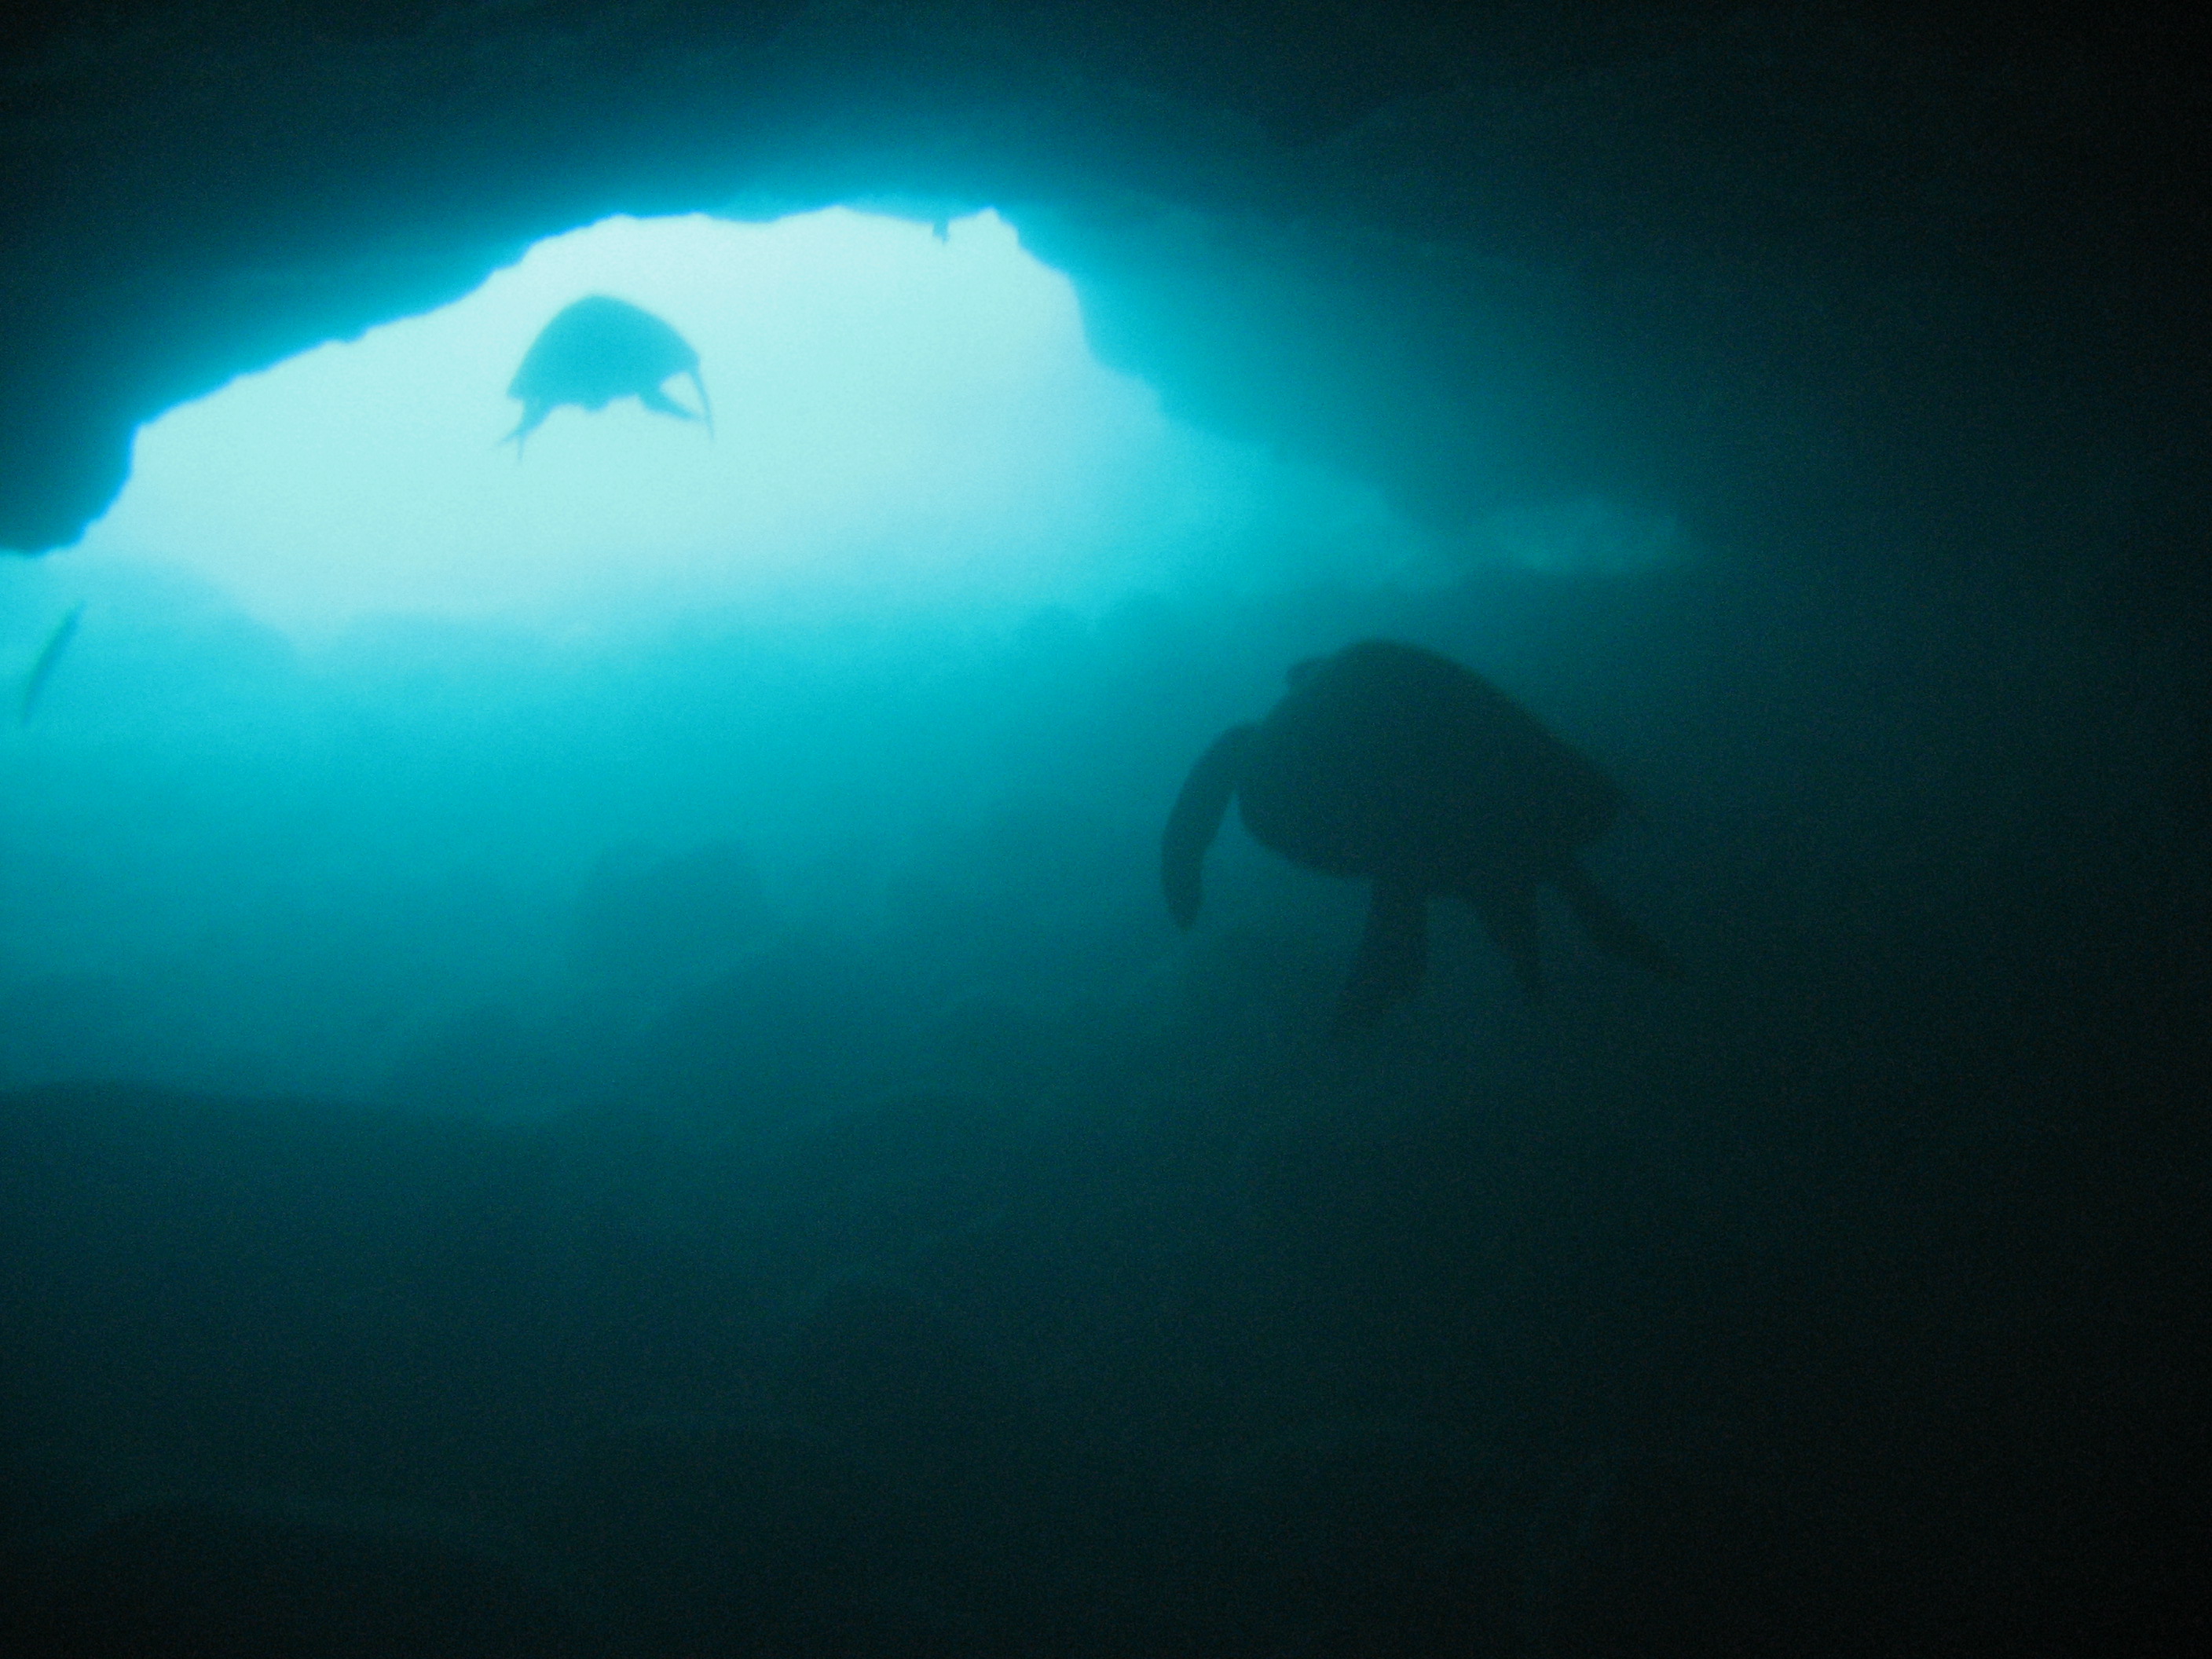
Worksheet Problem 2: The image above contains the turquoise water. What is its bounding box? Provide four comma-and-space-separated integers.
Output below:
2, 205, 2197, 1658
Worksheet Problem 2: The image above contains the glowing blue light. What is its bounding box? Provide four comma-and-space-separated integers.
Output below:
67, 209, 1416, 640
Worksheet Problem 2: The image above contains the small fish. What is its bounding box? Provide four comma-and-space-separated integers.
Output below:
20, 601, 84, 723
503, 295, 712, 455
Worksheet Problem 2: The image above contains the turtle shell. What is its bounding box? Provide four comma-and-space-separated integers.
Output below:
1235, 639, 1623, 885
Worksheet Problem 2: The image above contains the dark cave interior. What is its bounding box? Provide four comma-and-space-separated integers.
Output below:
4, 5, 2208, 1657
6, 3, 2203, 588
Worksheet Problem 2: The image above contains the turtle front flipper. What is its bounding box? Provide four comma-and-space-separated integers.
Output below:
1163, 723, 1254, 928
637, 383, 700, 423
637, 370, 712, 433
687, 366, 714, 438
1337, 877, 1429, 1031
500, 402, 552, 456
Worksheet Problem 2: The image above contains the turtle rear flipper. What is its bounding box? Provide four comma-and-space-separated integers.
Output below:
1163, 724, 1254, 928
1553, 861, 1681, 981
1336, 877, 1429, 1032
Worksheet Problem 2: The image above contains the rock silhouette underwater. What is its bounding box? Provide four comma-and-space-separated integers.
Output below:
503, 295, 712, 453
1164, 639, 1679, 1031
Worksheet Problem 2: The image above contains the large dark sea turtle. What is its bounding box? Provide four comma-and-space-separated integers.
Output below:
1163, 639, 1676, 1029
503, 295, 712, 452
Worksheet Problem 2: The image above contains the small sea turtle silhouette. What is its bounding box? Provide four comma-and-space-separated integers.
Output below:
503, 295, 712, 454
1163, 639, 1679, 1031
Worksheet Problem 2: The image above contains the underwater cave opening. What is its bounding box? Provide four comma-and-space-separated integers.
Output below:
53, 206, 1419, 643
0, 201, 1699, 1107
0, 204, 1450, 1103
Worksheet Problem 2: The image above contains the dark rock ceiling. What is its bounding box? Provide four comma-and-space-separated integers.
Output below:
3, 2, 2203, 610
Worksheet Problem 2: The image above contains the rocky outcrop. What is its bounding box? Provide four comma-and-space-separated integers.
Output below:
4, 4, 2202, 604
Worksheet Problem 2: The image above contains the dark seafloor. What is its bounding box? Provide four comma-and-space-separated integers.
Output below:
3, 5, 2207, 1657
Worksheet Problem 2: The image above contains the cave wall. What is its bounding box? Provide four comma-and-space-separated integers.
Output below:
3, 1, 2204, 611
3, 15, 2207, 1647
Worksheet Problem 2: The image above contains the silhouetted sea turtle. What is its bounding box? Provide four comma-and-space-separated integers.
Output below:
1163, 639, 1677, 1029
503, 295, 712, 452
